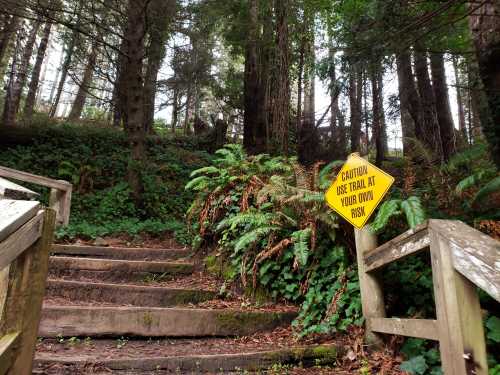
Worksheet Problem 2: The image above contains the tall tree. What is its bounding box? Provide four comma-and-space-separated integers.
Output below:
468, 1, 500, 167
24, 21, 52, 120
414, 50, 442, 159
430, 53, 456, 161
2, 19, 41, 126
271, 0, 290, 155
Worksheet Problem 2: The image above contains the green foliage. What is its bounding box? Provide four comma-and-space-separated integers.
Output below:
0, 123, 210, 241
400, 339, 442, 375
370, 196, 426, 234
486, 316, 500, 344
186, 145, 359, 335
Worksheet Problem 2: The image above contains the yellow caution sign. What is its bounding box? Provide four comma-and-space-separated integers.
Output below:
325, 154, 394, 229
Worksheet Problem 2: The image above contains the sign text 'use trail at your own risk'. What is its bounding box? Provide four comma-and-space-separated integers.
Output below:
325, 153, 394, 229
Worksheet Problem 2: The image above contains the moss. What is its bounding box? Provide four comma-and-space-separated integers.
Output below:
309, 346, 337, 365
172, 289, 215, 305
204, 255, 219, 276
143, 312, 154, 327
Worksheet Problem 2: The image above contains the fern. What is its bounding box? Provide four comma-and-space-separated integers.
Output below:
472, 176, 500, 205
370, 199, 402, 233
292, 228, 312, 267
190, 166, 220, 177
401, 196, 426, 229
234, 226, 279, 252
455, 171, 486, 195
216, 211, 276, 231
185, 176, 211, 191
319, 160, 345, 190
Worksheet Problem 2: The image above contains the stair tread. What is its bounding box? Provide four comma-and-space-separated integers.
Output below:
34, 329, 340, 374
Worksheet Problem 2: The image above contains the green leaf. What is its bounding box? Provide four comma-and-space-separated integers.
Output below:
292, 228, 312, 267
185, 176, 210, 191
401, 196, 426, 229
455, 172, 485, 195
369, 199, 402, 233
400, 356, 429, 375
472, 176, 500, 205
234, 226, 279, 252
486, 316, 500, 343
190, 166, 220, 177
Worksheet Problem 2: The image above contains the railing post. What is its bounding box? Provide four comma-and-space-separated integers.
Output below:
49, 185, 71, 226
355, 226, 386, 346
0, 209, 56, 375
429, 227, 488, 375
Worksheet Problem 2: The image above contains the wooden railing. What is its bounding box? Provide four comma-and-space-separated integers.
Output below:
0, 166, 72, 226
0, 200, 55, 375
356, 220, 500, 375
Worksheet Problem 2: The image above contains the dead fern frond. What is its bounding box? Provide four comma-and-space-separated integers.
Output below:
252, 238, 292, 288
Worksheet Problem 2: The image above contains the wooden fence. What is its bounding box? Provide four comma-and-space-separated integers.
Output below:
0, 200, 55, 375
356, 219, 500, 375
0, 166, 72, 226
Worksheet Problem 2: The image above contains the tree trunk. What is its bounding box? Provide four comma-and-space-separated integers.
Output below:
468, 1, 500, 167
298, 16, 317, 166
414, 50, 443, 160
371, 65, 384, 166
396, 50, 421, 154
243, 0, 261, 153
2, 20, 41, 126
49, 32, 78, 117
143, 0, 173, 133
452, 56, 468, 143
430, 52, 456, 161
329, 47, 345, 158
68, 43, 98, 120
122, 0, 148, 207
171, 87, 179, 134
0, 15, 18, 68
272, 0, 290, 156
349, 63, 362, 153
24, 21, 52, 120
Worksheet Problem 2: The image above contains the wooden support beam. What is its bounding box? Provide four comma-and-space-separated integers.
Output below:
369, 318, 439, 341
49, 187, 71, 226
0, 332, 20, 375
0, 212, 43, 270
364, 222, 429, 272
430, 228, 488, 375
0, 178, 38, 201
355, 226, 385, 347
430, 219, 500, 302
0, 201, 40, 242
0, 209, 56, 375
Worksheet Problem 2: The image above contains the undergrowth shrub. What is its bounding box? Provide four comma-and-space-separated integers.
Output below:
0, 123, 210, 242
186, 144, 425, 335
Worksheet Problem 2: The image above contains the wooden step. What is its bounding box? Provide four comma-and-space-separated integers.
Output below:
52, 244, 189, 261
39, 306, 297, 338
34, 343, 339, 374
46, 279, 216, 307
48, 256, 193, 281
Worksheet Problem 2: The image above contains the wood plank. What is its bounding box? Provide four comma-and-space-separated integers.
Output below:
8, 209, 55, 375
0, 178, 38, 201
0, 332, 20, 375
429, 219, 500, 302
355, 227, 385, 346
0, 200, 40, 242
430, 228, 488, 375
369, 318, 439, 341
0, 166, 71, 192
364, 222, 430, 272
0, 212, 43, 270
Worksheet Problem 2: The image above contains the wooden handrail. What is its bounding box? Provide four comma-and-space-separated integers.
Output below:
0, 166, 71, 191
0, 166, 72, 226
0, 200, 55, 375
357, 219, 499, 375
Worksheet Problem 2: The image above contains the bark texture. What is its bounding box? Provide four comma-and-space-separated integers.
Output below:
24, 21, 52, 120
